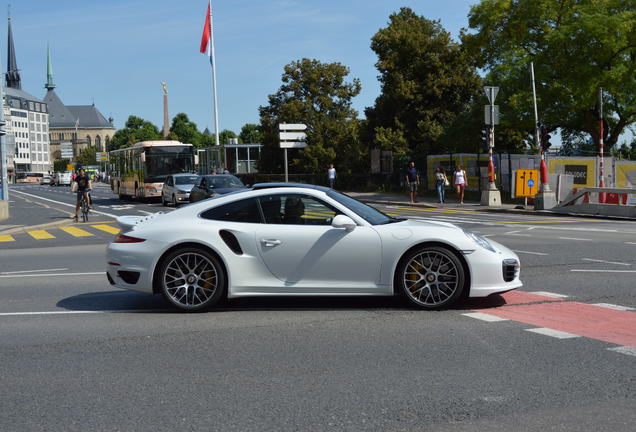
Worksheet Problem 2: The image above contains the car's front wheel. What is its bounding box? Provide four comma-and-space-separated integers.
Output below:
161, 193, 167, 206
157, 247, 226, 311
397, 245, 465, 309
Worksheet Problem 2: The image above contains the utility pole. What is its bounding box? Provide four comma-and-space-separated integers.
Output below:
598, 87, 606, 203
0, 61, 8, 221
530, 61, 556, 210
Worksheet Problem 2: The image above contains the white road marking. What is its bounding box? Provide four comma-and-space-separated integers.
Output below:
582, 258, 630, 266
0, 268, 68, 275
607, 346, 636, 357
513, 250, 549, 256
503, 233, 531, 237
461, 312, 509, 322
0, 309, 165, 317
529, 291, 569, 298
0, 272, 105, 279
11, 189, 118, 218
525, 328, 580, 339
137, 210, 153, 215
571, 269, 636, 273
625, 242, 636, 245
558, 236, 592, 241
591, 303, 635, 311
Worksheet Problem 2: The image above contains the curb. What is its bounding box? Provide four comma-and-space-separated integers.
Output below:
0, 218, 74, 235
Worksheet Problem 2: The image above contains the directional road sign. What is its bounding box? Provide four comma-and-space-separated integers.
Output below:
515, 169, 539, 197
485, 105, 500, 125
279, 123, 307, 149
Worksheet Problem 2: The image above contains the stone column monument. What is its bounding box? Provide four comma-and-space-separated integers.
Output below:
161, 82, 169, 138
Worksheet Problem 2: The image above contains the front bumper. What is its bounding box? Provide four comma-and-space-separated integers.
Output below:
465, 240, 522, 297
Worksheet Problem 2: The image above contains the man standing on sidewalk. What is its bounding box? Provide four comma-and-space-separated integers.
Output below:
405, 161, 419, 204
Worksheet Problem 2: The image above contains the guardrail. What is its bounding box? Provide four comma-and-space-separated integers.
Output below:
553, 187, 636, 218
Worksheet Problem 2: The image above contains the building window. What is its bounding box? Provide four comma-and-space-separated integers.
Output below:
95, 135, 101, 150
29, 102, 34, 111
86, 135, 91, 146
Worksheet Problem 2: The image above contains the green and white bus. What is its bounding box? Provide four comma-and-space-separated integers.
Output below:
109, 141, 195, 199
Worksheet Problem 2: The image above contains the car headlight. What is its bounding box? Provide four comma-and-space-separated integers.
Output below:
462, 228, 496, 253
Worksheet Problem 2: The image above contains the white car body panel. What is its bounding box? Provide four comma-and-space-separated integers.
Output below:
107, 186, 521, 302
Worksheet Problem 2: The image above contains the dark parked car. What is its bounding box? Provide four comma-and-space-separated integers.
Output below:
189, 174, 246, 203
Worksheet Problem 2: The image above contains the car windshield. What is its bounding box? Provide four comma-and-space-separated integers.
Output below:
206, 175, 244, 188
326, 190, 399, 225
175, 175, 199, 185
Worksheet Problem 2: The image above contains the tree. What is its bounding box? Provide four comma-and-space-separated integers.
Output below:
464, 0, 636, 151
365, 7, 481, 156
108, 116, 161, 150
170, 113, 202, 147
76, 146, 97, 166
258, 58, 363, 175
53, 159, 70, 172
239, 123, 263, 144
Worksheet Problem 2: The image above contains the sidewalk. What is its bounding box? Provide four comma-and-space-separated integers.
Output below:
344, 191, 550, 216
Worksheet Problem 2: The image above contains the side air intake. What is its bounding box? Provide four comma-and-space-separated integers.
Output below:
219, 230, 243, 255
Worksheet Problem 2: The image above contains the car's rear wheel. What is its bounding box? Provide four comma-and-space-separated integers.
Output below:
397, 245, 465, 309
158, 247, 226, 311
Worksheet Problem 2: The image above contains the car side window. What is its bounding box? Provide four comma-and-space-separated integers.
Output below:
166, 177, 173, 186
201, 178, 207, 188
259, 194, 339, 225
200, 198, 262, 223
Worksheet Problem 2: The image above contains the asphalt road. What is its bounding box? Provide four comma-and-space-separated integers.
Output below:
0, 185, 634, 431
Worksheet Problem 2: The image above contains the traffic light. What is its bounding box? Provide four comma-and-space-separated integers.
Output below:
539, 123, 553, 150
480, 129, 488, 152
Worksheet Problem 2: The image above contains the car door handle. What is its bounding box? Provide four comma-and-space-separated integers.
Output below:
261, 239, 282, 247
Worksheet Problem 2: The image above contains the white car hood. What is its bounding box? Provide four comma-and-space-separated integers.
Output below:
392, 218, 458, 229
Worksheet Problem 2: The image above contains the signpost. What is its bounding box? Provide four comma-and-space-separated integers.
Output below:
60, 141, 74, 160
481, 86, 502, 207
279, 123, 307, 182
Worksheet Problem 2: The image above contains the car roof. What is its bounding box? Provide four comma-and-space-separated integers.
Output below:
251, 182, 331, 193
171, 173, 198, 177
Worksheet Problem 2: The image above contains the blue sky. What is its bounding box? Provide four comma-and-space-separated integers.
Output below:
6, 0, 476, 134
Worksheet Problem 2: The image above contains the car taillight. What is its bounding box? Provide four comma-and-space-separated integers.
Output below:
114, 233, 146, 243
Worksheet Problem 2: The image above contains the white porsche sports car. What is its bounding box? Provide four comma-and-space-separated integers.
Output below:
107, 184, 521, 311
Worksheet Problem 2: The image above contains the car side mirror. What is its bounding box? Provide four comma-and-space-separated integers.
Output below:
331, 214, 356, 231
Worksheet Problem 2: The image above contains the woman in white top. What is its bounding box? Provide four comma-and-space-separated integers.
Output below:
453, 164, 467, 204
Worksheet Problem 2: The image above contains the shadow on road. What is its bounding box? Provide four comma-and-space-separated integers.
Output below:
56, 290, 508, 313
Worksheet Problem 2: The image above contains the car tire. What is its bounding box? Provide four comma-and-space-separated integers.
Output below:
396, 245, 465, 309
161, 194, 167, 207
172, 195, 177, 207
157, 247, 226, 312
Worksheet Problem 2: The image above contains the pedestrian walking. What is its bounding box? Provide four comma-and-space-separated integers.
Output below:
405, 161, 419, 204
453, 164, 468, 204
435, 167, 448, 203
327, 164, 336, 189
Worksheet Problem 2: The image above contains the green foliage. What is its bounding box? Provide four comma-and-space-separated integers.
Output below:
365, 7, 481, 156
53, 158, 69, 172
170, 113, 202, 147
258, 58, 363, 175
464, 0, 636, 150
108, 116, 161, 150
239, 123, 262, 144
76, 146, 97, 166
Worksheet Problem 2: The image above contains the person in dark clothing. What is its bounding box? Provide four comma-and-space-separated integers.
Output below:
405, 161, 419, 204
72, 168, 92, 221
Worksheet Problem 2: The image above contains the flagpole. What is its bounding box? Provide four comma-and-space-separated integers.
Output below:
209, 0, 220, 150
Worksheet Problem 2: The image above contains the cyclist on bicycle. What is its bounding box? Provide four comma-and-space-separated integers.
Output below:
71, 168, 92, 221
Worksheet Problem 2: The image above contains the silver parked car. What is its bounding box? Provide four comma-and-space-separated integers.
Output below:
162, 173, 199, 207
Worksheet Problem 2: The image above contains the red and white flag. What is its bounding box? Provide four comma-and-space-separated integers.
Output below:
199, 1, 212, 56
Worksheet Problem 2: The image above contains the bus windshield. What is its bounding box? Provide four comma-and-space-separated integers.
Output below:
144, 146, 194, 182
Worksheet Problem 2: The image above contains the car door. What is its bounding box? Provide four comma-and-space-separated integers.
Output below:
191, 177, 205, 202
164, 176, 173, 197
255, 194, 382, 289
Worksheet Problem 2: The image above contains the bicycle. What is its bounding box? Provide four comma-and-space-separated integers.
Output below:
79, 192, 90, 222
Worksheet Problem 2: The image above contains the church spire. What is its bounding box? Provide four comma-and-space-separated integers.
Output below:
45, 43, 55, 90
6, 14, 21, 90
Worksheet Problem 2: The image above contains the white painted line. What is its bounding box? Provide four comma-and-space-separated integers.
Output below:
525, 328, 580, 339
0, 268, 69, 275
0, 309, 165, 317
10, 189, 118, 218
571, 269, 636, 273
607, 346, 636, 357
513, 250, 549, 256
503, 233, 531, 237
558, 237, 592, 241
137, 210, 153, 215
461, 312, 509, 322
625, 242, 636, 245
582, 258, 630, 266
0, 272, 105, 279
591, 303, 635, 311
529, 291, 569, 298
